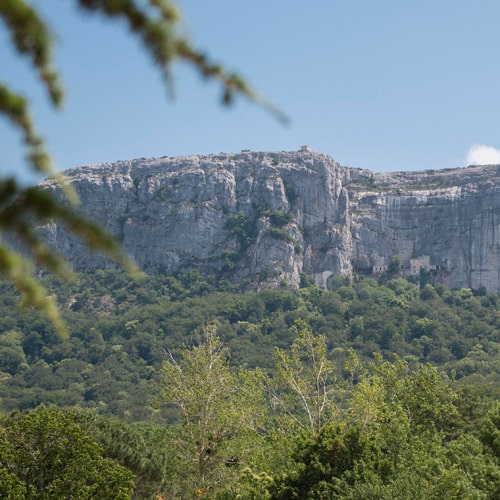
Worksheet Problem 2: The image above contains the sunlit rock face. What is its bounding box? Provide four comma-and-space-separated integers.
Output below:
40, 150, 500, 292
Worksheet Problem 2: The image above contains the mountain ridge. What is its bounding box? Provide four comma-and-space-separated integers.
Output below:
39, 150, 500, 292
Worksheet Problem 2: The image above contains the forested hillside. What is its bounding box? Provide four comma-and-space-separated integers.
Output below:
0, 270, 499, 497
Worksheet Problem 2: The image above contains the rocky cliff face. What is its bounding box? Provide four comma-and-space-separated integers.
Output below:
39, 150, 500, 292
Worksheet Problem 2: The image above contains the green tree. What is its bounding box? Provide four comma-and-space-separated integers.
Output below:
267, 357, 499, 500
0, 330, 26, 374
158, 325, 266, 497
433, 434, 500, 500
65, 408, 170, 499
388, 255, 402, 275
480, 401, 500, 459
268, 423, 383, 499
272, 320, 337, 434
349, 357, 458, 447
0, 405, 134, 498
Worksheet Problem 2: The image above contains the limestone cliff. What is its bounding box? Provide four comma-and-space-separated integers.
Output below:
39, 150, 500, 292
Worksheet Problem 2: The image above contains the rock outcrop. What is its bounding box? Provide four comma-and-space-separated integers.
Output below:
39, 150, 500, 292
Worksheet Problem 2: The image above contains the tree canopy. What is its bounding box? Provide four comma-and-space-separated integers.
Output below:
0, 272, 498, 497
0, 406, 134, 498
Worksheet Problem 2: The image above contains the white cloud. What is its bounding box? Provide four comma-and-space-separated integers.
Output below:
466, 144, 500, 165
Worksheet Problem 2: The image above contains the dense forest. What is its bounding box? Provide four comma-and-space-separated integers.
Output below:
0, 269, 499, 498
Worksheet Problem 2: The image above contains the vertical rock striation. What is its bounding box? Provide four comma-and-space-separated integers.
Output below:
38, 151, 500, 292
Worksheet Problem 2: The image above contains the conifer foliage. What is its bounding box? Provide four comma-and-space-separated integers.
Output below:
0, 406, 134, 498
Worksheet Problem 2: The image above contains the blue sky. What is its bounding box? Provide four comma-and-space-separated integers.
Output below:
2, 0, 500, 183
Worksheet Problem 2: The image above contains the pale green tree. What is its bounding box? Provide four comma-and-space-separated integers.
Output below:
158, 325, 266, 497
349, 355, 458, 470
272, 319, 337, 434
